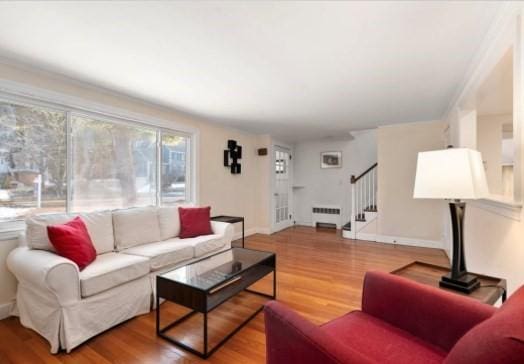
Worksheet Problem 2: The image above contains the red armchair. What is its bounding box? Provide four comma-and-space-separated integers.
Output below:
264, 271, 524, 364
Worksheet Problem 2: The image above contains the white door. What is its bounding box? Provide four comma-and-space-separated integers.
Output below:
273, 146, 292, 232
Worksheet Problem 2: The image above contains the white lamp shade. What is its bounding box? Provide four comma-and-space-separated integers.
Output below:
413, 148, 489, 200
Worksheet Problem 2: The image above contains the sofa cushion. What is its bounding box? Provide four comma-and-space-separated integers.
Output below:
112, 207, 161, 251
26, 211, 114, 254
47, 217, 97, 271
179, 234, 226, 257
121, 239, 194, 271
79, 211, 114, 254
445, 286, 524, 364
26, 213, 71, 251
79, 252, 150, 297
158, 206, 181, 241
321, 311, 446, 364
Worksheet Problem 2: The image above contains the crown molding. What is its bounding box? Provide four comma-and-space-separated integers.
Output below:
444, 2, 523, 118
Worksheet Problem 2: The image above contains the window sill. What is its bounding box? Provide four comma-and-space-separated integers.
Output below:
0, 220, 24, 241
468, 196, 522, 221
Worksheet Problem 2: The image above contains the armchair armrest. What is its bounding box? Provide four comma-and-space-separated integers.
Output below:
361, 271, 496, 352
264, 301, 375, 364
7, 247, 81, 306
211, 221, 234, 245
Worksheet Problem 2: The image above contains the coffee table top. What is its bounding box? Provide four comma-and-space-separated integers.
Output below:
160, 248, 274, 292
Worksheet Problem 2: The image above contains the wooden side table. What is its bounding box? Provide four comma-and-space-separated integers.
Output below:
211, 215, 245, 248
391, 261, 507, 305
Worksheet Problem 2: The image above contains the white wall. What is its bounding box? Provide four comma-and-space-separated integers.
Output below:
477, 114, 512, 195
292, 130, 377, 226
443, 5, 524, 295
0, 60, 272, 313
376, 120, 447, 247
0, 238, 18, 315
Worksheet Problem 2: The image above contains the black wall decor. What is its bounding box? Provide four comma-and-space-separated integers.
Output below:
224, 139, 242, 174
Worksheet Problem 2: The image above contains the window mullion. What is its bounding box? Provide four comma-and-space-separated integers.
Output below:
156, 129, 162, 207
66, 111, 73, 214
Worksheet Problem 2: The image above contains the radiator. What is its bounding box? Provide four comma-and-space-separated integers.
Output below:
312, 205, 342, 229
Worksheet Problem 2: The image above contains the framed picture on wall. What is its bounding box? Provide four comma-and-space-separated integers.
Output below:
320, 151, 342, 168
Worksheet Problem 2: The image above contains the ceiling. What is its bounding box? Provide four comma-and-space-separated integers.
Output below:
0, 1, 503, 142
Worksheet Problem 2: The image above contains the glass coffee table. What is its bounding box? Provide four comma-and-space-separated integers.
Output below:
156, 247, 276, 358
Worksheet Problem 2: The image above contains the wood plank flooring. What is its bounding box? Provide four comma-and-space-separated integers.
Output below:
0, 226, 449, 364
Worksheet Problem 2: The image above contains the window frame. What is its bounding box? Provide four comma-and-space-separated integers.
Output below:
0, 82, 198, 235
159, 129, 191, 205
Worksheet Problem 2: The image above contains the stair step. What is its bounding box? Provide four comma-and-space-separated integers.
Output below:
342, 222, 352, 231
364, 205, 377, 212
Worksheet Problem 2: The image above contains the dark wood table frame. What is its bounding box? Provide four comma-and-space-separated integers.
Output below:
391, 261, 507, 305
211, 215, 245, 248
156, 250, 276, 358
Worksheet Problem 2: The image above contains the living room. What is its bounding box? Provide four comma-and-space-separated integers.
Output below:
0, 1, 523, 363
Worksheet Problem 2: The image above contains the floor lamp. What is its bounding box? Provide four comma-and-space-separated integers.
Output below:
413, 148, 489, 293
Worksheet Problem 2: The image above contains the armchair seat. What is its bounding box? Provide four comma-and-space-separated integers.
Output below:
321, 311, 446, 364
265, 271, 524, 363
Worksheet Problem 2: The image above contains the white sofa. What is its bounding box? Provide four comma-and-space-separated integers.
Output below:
6, 206, 234, 353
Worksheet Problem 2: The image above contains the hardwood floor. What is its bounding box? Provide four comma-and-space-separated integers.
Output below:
0, 226, 449, 364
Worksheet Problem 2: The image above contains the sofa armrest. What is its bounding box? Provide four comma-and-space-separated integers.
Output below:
211, 221, 234, 245
264, 301, 375, 364
7, 247, 81, 306
361, 271, 496, 352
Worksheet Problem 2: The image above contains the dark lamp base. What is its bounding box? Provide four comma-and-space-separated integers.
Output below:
439, 272, 480, 293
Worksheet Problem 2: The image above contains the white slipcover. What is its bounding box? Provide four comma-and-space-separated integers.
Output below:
7, 208, 235, 354
79, 253, 150, 297
26, 213, 70, 251
168, 234, 226, 257
7, 246, 152, 353
157, 206, 181, 241
25, 211, 115, 254
121, 240, 194, 271
112, 207, 161, 250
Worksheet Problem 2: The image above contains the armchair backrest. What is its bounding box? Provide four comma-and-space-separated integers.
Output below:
445, 285, 524, 364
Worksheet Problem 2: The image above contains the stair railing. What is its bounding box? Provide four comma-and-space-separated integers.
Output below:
350, 163, 378, 238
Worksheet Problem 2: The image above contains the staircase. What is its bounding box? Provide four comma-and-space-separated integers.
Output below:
342, 163, 378, 241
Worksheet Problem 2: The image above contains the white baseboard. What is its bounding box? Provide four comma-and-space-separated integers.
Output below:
233, 227, 270, 240
376, 234, 443, 249
355, 233, 377, 242
0, 300, 15, 320
256, 227, 271, 235
294, 220, 313, 227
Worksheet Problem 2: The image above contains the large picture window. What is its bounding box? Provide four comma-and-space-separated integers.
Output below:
0, 102, 67, 221
0, 98, 193, 223
71, 115, 158, 211
161, 132, 190, 204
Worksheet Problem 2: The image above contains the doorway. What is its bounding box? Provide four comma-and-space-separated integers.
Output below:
273, 146, 292, 232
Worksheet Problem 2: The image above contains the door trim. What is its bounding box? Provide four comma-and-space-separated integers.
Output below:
271, 143, 293, 233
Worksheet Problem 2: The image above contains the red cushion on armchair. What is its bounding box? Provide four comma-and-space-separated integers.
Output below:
178, 206, 213, 238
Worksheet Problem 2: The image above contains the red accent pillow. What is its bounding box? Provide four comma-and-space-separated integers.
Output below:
179, 206, 213, 238
47, 216, 97, 271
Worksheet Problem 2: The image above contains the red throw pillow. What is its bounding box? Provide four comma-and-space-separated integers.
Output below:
47, 216, 97, 271
179, 206, 213, 238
